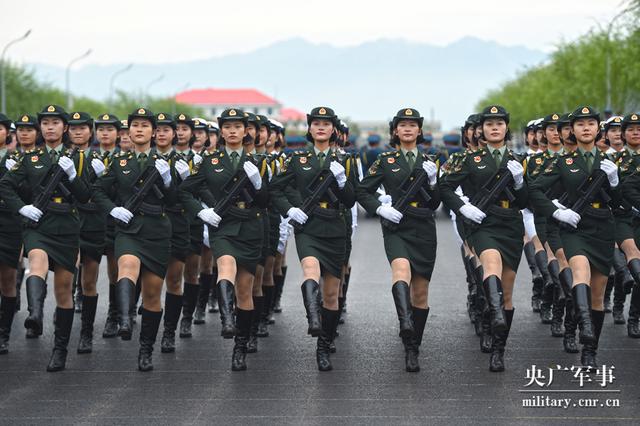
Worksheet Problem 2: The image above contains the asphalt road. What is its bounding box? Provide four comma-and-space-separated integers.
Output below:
0, 212, 638, 425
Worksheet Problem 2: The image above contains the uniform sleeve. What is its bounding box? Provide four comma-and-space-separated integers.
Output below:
438, 156, 470, 213
336, 157, 356, 209
92, 164, 118, 214
252, 157, 270, 208
66, 151, 91, 203
0, 157, 27, 213
179, 171, 208, 219
356, 159, 385, 215
528, 164, 561, 218
268, 157, 298, 216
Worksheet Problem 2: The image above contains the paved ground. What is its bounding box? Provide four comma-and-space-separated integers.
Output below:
0, 212, 639, 425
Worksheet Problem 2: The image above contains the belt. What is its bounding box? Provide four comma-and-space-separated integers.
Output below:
313, 206, 340, 219
138, 202, 164, 217
590, 202, 602, 209
228, 206, 261, 220
496, 200, 511, 209
583, 205, 611, 219
47, 201, 73, 213
165, 204, 185, 214
405, 205, 434, 219
77, 202, 99, 213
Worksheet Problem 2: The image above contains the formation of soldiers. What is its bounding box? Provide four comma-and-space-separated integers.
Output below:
0, 102, 638, 375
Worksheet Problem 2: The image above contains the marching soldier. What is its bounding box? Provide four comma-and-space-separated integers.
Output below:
440, 105, 527, 372
180, 108, 269, 371
0, 105, 91, 371
529, 106, 621, 368
357, 108, 440, 372
118, 120, 132, 152
269, 107, 358, 371
93, 108, 177, 371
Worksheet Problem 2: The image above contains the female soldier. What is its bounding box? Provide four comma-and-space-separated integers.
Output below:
357, 108, 439, 372
440, 105, 527, 372
153, 112, 193, 353
529, 106, 620, 368
181, 108, 268, 371
0, 105, 91, 371
67, 111, 112, 354
0, 113, 21, 354
93, 108, 177, 371
94, 113, 124, 338
269, 107, 357, 371
118, 120, 132, 152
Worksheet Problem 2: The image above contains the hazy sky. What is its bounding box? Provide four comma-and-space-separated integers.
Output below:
3, 0, 623, 67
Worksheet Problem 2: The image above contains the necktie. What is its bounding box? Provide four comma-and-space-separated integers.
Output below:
493, 149, 502, 167
102, 151, 110, 166
406, 151, 415, 169
138, 152, 147, 169
318, 152, 326, 167
585, 152, 593, 172
230, 151, 239, 170
50, 149, 58, 164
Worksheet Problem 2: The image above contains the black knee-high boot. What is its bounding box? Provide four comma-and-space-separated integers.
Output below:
231, 308, 252, 371
489, 308, 514, 372
536, 252, 554, 324
74, 266, 83, 313
15, 264, 25, 312
317, 307, 340, 372
626, 258, 640, 294
247, 296, 264, 353
116, 278, 135, 340
24, 276, 46, 337
392, 281, 414, 338
194, 273, 213, 324
404, 307, 429, 373
47, 307, 74, 372
524, 242, 543, 312
217, 279, 237, 338
258, 287, 272, 337
179, 283, 198, 338
559, 268, 578, 353
482, 276, 507, 332
572, 284, 595, 344
603, 274, 614, 313
301, 279, 322, 336
103, 284, 119, 338
161, 293, 183, 353
581, 309, 604, 368
627, 285, 640, 338
551, 285, 565, 337
138, 309, 162, 372
0, 296, 17, 354
208, 268, 219, 313
77, 295, 98, 354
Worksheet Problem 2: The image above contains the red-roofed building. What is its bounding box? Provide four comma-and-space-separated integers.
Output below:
277, 107, 306, 123
175, 88, 282, 118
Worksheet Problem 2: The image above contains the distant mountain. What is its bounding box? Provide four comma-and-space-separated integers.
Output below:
29, 37, 547, 129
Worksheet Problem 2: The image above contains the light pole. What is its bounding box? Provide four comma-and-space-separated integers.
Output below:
172, 81, 189, 115
108, 63, 133, 108
144, 74, 164, 103
1, 29, 32, 114
65, 48, 92, 110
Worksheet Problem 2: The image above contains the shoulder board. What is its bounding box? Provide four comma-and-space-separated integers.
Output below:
380, 151, 396, 157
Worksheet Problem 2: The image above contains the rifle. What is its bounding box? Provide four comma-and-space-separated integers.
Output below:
464, 167, 516, 228
381, 168, 432, 231
116, 165, 164, 227
212, 168, 255, 219
558, 169, 611, 230
290, 168, 338, 231
26, 146, 78, 228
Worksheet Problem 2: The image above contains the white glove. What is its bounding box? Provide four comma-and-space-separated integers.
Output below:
507, 160, 524, 189
287, 207, 308, 225
110, 206, 133, 224
175, 159, 190, 180
18, 205, 43, 222
198, 208, 222, 228
155, 158, 171, 187
5, 158, 17, 170
192, 153, 202, 165
376, 205, 403, 224
600, 159, 619, 188
278, 217, 291, 254
91, 158, 106, 177
459, 203, 486, 224
58, 156, 76, 182
243, 161, 262, 190
378, 194, 392, 206
202, 224, 210, 248
329, 161, 347, 189
552, 199, 566, 210
460, 195, 470, 204
422, 160, 438, 186
552, 208, 581, 228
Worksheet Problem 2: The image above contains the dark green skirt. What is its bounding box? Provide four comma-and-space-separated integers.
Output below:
614, 211, 634, 245
546, 220, 563, 254
259, 212, 270, 265
295, 232, 345, 278
114, 215, 171, 278
0, 226, 21, 268
80, 230, 106, 263
210, 216, 264, 276
104, 218, 116, 251
169, 211, 190, 262
344, 213, 353, 265
561, 215, 614, 276
188, 219, 204, 255
467, 207, 524, 271
381, 216, 436, 280
23, 228, 79, 273
534, 216, 548, 245
268, 211, 281, 257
